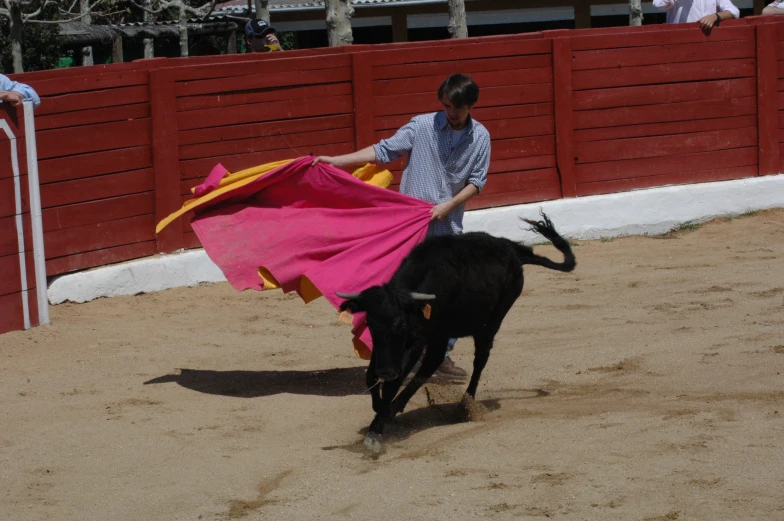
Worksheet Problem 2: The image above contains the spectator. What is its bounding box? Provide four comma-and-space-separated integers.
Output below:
762, 0, 784, 15
245, 19, 283, 53
652, 0, 740, 33
0, 73, 41, 109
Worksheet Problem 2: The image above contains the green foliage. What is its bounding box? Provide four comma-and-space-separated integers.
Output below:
0, 16, 63, 73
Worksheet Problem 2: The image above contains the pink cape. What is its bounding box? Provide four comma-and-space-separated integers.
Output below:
189, 156, 433, 357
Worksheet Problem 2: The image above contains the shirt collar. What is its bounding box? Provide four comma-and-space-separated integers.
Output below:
437, 111, 474, 134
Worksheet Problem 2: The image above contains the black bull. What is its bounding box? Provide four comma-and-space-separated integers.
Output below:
337, 213, 576, 453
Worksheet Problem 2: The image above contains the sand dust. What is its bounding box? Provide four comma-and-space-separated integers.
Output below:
2, 209, 784, 521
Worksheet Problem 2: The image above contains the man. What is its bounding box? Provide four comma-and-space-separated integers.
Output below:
652, 0, 740, 33
245, 19, 283, 53
762, 0, 784, 15
313, 74, 491, 380
0, 73, 41, 108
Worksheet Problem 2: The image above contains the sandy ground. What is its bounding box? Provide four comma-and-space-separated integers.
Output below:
2, 210, 784, 521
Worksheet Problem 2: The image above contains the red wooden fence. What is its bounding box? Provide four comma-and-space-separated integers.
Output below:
2, 17, 783, 327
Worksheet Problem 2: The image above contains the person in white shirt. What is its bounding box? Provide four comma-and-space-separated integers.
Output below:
653, 0, 740, 33
762, 0, 784, 15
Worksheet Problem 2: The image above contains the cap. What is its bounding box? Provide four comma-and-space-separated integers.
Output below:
245, 19, 276, 39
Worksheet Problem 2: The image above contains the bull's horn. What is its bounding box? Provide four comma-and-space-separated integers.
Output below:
336, 292, 361, 299
410, 292, 436, 301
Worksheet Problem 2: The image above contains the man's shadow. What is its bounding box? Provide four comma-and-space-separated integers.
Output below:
144, 366, 369, 397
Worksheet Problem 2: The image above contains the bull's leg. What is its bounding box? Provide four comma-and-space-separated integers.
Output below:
388, 339, 449, 416
364, 378, 404, 453
366, 358, 382, 414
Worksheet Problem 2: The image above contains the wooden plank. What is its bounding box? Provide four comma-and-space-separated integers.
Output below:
757, 22, 780, 176
179, 114, 355, 146
574, 96, 757, 130
0, 213, 32, 258
36, 104, 150, 131
182, 231, 201, 250
179, 128, 355, 161
373, 103, 554, 131
42, 193, 154, 233
44, 214, 155, 259
572, 40, 756, 71
38, 146, 152, 184
575, 147, 758, 183
372, 55, 552, 80
374, 68, 552, 97
0, 175, 30, 218
575, 115, 757, 143
35, 86, 149, 116
574, 78, 756, 111
176, 67, 352, 98
150, 68, 183, 253
493, 136, 555, 160
488, 155, 557, 174
353, 52, 375, 150
578, 165, 758, 197
29, 70, 149, 97
179, 142, 355, 181
0, 252, 36, 297
176, 82, 352, 112
170, 54, 352, 83
573, 59, 755, 91
575, 127, 758, 164
46, 241, 157, 276
479, 168, 559, 196
177, 95, 354, 131
553, 37, 575, 198
39, 169, 153, 208
570, 25, 754, 52
36, 119, 150, 160
369, 39, 552, 68
374, 84, 553, 117
0, 293, 26, 334
467, 185, 562, 210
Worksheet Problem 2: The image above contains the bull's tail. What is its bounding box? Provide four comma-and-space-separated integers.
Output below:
514, 212, 576, 272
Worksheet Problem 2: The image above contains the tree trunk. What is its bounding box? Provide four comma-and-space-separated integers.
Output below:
447, 0, 468, 39
179, 2, 189, 57
325, 0, 353, 47
80, 0, 94, 66
254, 0, 269, 23
629, 0, 643, 26
9, 2, 24, 73
228, 31, 237, 53
143, 0, 154, 58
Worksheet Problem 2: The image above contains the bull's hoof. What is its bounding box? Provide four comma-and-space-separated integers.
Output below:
363, 432, 382, 454
455, 395, 474, 423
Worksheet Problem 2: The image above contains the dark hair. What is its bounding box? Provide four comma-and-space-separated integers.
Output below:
437, 74, 479, 108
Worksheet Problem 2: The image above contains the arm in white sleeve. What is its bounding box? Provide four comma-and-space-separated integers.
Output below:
718, 0, 740, 18
652, 0, 676, 9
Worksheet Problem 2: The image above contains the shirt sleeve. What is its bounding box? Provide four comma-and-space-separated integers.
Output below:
0, 75, 41, 108
373, 118, 416, 164
467, 134, 490, 193
718, 0, 740, 17
652, 0, 675, 9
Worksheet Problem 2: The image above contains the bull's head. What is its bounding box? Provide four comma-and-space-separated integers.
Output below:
337, 286, 435, 381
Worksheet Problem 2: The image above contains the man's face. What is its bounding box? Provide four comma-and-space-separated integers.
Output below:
441, 95, 471, 129
247, 32, 280, 52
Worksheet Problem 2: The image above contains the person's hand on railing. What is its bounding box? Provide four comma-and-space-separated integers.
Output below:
0, 91, 25, 107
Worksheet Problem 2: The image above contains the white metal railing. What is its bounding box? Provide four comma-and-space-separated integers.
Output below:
1, 100, 48, 329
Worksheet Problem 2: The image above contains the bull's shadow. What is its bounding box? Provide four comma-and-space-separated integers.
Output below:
144, 366, 369, 397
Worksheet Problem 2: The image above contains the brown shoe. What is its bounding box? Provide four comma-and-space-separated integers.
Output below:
435, 356, 468, 381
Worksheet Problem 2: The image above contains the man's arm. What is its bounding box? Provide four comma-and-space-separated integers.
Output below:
312, 146, 377, 168
0, 90, 25, 107
0, 74, 41, 108
431, 136, 490, 221
763, 5, 784, 14
312, 118, 417, 168
652, 0, 676, 10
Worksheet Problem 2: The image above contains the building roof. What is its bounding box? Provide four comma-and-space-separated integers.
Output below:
214, 0, 445, 15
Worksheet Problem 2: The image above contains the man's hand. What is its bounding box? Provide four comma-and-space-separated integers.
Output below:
0, 90, 25, 107
698, 13, 720, 34
430, 201, 455, 221
312, 156, 337, 166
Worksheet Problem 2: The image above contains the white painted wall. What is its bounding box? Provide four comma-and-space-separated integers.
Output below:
47, 174, 784, 305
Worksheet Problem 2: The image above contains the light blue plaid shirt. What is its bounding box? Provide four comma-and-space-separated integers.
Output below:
373, 111, 490, 236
